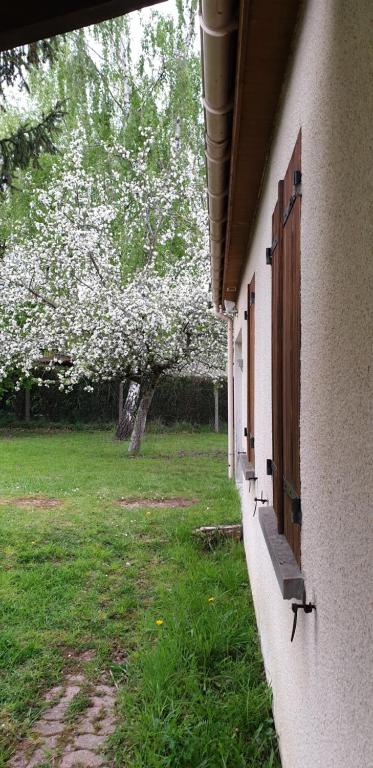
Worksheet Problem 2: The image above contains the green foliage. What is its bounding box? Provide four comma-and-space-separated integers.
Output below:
0, 104, 64, 192
1, 0, 203, 244
0, 41, 64, 193
64, 690, 91, 723
1, 376, 227, 426
0, 41, 59, 99
0, 431, 279, 767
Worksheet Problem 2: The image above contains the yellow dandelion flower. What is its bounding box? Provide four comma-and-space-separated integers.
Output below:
155, 619, 164, 626
208, 596, 215, 603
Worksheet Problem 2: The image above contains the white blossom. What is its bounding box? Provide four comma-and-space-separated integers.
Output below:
0, 132, 226, 390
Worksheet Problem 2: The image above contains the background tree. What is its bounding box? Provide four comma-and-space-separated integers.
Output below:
0, 132, 225, 452
0, 1, 221, 451
0, 42, 64, 192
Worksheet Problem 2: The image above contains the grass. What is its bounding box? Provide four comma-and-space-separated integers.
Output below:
64, 690, 92, 723
0, 430, 280, 768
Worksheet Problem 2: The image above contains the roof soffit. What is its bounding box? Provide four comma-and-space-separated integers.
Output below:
221, 0, 301, 302
0, 0, 165, 51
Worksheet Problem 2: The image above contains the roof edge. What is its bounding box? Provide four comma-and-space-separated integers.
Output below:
201, 0, 302, 306
0, 0, 166, 52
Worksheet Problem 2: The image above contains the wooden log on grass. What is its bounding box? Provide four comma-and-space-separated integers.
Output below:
193, 524, 243, 548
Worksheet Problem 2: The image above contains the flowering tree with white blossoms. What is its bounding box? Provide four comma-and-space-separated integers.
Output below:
0, 133, 226, 452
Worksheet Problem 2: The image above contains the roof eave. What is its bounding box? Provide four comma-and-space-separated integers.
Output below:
0, 0, 166, 51
201, 0, 302, 307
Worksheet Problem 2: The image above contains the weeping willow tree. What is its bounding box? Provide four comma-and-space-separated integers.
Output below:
1, 0, 203, 269
1, 0, 202, 248
41, 0, 202, 165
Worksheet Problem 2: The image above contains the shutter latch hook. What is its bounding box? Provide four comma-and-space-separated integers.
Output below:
253, 491, 269, 517
291, 602, 316, 642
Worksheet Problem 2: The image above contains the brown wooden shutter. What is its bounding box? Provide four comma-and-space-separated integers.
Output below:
247, 275, 255, 465
282, 132, 301, 565
271, 182, 284, 533
270, 131, 301, 565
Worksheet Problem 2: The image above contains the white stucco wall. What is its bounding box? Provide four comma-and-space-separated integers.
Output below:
234, 2, 373, 767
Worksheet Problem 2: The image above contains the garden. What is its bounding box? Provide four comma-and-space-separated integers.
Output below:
0, 429, 279, 767
0, 2, 280, 765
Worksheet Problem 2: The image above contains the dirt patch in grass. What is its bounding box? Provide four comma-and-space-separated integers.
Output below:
144, 450, 226, 459
0, 496, 63, 508
61, 648, 97, 663
117, 496, 198, 509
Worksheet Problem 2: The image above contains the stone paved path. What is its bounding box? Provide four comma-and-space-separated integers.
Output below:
9, 671, 116, 768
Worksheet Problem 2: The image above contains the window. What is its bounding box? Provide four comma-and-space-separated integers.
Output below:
246, 274, 255, 466
271, 132, 301, 565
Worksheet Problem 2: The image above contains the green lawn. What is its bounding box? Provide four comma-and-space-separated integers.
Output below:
0, 430, 279, 767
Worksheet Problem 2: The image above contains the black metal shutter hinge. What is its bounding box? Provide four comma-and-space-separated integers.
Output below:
266, 247, 272, 266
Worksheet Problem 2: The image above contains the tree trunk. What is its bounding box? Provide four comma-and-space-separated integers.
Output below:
128, 382, 157, 455
25, 388, 31, 422
118, 380, 124, 422
214, 383, 219, 433
116, 380, 140, 440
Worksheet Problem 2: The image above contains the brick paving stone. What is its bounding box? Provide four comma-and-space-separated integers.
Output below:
100, 696, 115, 708
76, 719, 96, 735
8, 754, 28, 768
34, 719, 65, 736
60, 749, 105, 767
95, 716, 116, 736
73, 733, 106, 750
83, 705, 105, 721
10, 672, 116, 768
90, 696, 115, 710
27, 748, 48, 767
44, 685, 64, 702
42, 735, 59, 750
60, 685, 81, 703
42, 703, 68, 720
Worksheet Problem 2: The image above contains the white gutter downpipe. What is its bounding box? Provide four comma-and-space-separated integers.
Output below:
201, 0, 237, 477
227, 313, 234, 479
214, 305, 234, 479
200, 0, 238, 307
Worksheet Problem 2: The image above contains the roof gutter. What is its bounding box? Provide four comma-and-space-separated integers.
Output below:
201, 0, 301, 308
199, 0, 238, 310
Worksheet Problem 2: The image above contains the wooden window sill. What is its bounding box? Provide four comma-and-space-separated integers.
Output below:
238, 453, 256, 480
259, 506, 304, 600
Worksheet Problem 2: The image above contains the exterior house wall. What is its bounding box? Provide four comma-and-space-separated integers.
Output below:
234, 2, 373, 767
